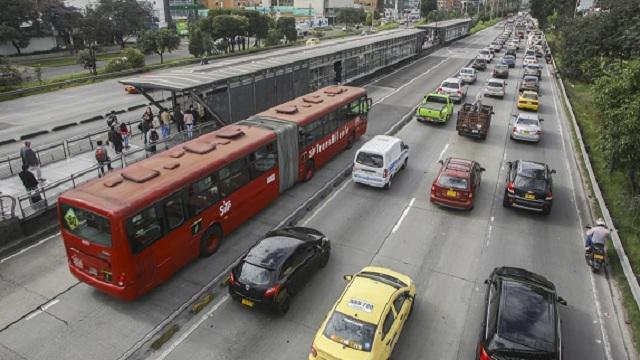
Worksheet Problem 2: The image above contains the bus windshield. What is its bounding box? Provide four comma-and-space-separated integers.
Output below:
60, 203, 112, 247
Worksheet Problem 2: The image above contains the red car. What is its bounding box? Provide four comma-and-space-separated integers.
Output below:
430, 157, 485, 210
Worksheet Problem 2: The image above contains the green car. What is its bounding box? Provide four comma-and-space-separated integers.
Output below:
415, 93, 454, 123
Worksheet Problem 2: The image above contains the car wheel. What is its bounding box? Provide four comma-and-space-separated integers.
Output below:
319, 250, 330, 268
200, 224, 222, 257
276, 292, 291, 316
502, 194, 510, 208
401, 157, 408, 170
542, 207, 551, 216
384, 176, 392, 190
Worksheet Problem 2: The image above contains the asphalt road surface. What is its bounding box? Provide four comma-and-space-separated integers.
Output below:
0, 25, 632, 360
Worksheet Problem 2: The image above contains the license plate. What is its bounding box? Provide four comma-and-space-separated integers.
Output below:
525, 193, 536, 200
447, 190, 457, 197
472, 130, 479, 133
594, 254, 605, 260
241, 298, 255, 307
522, 131, 529, 135
88, 267, 98, 276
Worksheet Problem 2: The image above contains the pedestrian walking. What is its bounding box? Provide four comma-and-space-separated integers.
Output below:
20, 141, 44, 182
19, 164, 42, 205
146, 127, 160, 154
173, 104, 184, 133
108, 125, 124, 154
184, 107, 194, 139
94, 140, 112, 177
160, 109, 172, 139
119, 122, 130, 149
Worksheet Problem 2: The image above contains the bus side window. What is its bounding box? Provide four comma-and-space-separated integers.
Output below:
335, 106, 347, 127
164, 192, 186, 231
302, 121, 323, 148
324, 112, 337, 135
347, 100, 361, 116
250, 142, 278, 179
127, 206, 163, 253
220, 158, 251, 197
188, 175, 219, 216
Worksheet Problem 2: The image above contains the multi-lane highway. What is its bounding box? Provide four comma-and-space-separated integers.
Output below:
0, 25, 633, 360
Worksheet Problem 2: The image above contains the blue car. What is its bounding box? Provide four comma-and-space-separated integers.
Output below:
501, 55, 516, 68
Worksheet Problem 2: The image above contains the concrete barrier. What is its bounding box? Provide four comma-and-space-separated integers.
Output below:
20, 130, 49, 140
52, 122, 78, 132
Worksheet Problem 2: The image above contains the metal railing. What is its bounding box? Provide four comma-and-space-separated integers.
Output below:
0, 194, 16, 220
12, 120, 220, 219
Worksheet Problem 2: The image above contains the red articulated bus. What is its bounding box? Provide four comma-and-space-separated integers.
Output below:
58, 85, 371, 300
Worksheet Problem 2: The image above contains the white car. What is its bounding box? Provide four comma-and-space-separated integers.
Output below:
510, 112, 543, 143
458, 67, 477, 84
437, 77, 468, 103
479, 48, 494, 63
484, 78, 506, 99
523, 56, 538, 66
352, 135, 409, 189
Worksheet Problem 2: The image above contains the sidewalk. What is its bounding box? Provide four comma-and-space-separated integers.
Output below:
0, 120, 213, 219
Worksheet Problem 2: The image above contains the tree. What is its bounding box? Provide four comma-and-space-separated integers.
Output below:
276, 17, 297, 43
41, 2, 82, 53
336, 8, 366, 29
137, 28, 180, 64
265, 29, 282, 46
211, 15, 248, 52
0, 0, 37, 55
420, 0, 437, 18
245, 11, 269, 47
77, 47, 97, 75
94, 0, 152, 48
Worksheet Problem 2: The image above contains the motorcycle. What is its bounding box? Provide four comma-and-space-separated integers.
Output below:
545, 53, 552, 64
584, 225, 606, 272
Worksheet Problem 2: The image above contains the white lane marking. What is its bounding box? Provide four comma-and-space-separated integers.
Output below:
391, 198, 415, 234
25, 310, 43, 321
372, 58, 449, 106
485, 225, 493, 247
41, 299, 60, 312
0, 232, 59, 264
154, 294, 230, 360
301, 180, 351, 226
490, 216, 494, 222
438, 143, 449, 161
548, 64, 613, 360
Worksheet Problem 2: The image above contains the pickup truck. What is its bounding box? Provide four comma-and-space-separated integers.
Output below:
415, 93, 453, 124
456, 103, 494, 140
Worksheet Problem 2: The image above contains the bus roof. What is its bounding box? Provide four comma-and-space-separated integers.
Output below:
258, 85, 366, 127
60, 125, 276, 217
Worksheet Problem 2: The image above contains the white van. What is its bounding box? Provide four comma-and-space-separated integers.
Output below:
352, 135, 409, 189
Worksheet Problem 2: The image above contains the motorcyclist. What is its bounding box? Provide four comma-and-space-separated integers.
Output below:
585, 218, 610, 251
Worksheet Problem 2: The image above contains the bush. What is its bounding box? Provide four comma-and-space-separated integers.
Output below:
266, 29, 282, 46
310, 29, 325, 38
0, 64, 22, 86
105, 48, 145, 73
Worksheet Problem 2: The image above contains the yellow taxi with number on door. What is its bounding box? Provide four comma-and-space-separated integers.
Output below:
309, 266, 416, 360
517, 90, 540, 111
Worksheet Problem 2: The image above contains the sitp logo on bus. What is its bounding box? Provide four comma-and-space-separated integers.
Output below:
219, 200, 231, 216
307, 126, 349, 158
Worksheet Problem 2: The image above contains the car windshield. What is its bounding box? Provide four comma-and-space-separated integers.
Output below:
499, 280, 556, 353
522, 93, 538, 100
438, 175, 468, 190
496, 65, 508, 70
356, 151, 383, 168
480, 50, 489, 55
61, 203, 112, 247
460, 69, 473, 74
489, 81, 504, 88
524, 77, 538, 84
323, 312, 376, 352
238, 261, 275, 286
426, 95, 447, 104
443, 82, 459, 89
517, 117, 539, 126
515, 168, 547, 192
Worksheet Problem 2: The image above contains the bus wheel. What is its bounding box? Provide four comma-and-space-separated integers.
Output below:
200, 224, 222, 257
345, 132, 356, 149
304, 160, 315, 181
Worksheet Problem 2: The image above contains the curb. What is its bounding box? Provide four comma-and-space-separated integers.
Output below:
20, 130, 49, 140
79, 116, 104, 124
52, 122, 78, 132
0, 138, 16, 146
127, 104, 146, 112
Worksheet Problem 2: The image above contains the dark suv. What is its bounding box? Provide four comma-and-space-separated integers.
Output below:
503, 160, 555, 215
478, 267, 567, 360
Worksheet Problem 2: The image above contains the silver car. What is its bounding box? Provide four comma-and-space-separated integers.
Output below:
437, 77, 467, 103
523, 64, 542, 78
510, 112, 544, 143
484, 78, 506, 99
458, 67, 477, 84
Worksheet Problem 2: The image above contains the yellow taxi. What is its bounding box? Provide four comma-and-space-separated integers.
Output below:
309, 266, 416, 360
517, 90, 540, 111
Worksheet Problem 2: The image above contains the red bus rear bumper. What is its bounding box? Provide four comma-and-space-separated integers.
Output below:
69, 264, 139, 301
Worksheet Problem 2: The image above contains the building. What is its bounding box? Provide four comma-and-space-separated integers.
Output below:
203, 0, 261, 9
437, 0, 461, 11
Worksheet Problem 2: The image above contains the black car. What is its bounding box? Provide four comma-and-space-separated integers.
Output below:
501, 55, 516, 68
503, 160, 555, 215
477, 267, 567, 360
228, 226, 330, 314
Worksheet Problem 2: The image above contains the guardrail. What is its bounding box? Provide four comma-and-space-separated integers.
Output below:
11, 120, 219, 219
0, 194, 16, 220
553, 57, 640, 309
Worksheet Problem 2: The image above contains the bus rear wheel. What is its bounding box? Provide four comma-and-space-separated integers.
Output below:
304, 160, 315, 181
345, 132, 356, 149
200, 224, 222, 257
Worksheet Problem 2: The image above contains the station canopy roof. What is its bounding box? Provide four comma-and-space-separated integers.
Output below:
417, 18, 473, 29
119, 28, 424, 92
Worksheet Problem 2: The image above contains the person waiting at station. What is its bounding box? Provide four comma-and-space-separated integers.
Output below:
20, 141, 44, 182
94, 140, 112, 177
19, 164, 42, 205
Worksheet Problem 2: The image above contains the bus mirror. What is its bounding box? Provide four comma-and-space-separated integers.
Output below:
343, 275, 353, 282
